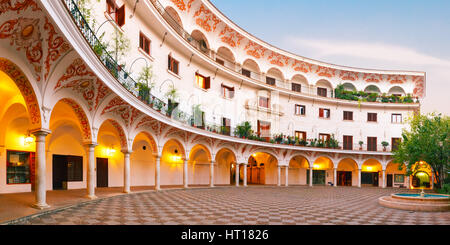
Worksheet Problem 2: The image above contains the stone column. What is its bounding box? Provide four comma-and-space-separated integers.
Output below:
277, 166, 281, 186
358, 168, 362, 188
243, 163, 248, 187
334, 168, 337, 187
309, 167, 313, 187
31, 129, 51, 209
382, 170, 386, 188
285, 166, 289, 187
210, 160, 215, 187
235, 163, 240, 187
123, 151, 132, 193
183, 158, 189, 188
155, 155, 161, 191
85, 143, 98, 199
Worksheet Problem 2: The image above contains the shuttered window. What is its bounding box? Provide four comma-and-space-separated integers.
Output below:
368, 137, 377, 151
368, 113, 377, 122
168, 56, 179, 75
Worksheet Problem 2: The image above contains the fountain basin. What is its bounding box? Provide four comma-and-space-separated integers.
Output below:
378, 193, 450, 212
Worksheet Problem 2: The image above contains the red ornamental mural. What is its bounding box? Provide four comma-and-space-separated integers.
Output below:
363, 73, 383, 83
412, 76, 425, 97
0, 17, 43, 81
55, 58, 110, 111
0, 0, 41, 15
244, 40, 267, 59
387, 75, 406, 84
107, 119, 127, 150
292, 60, 313, 73
0, 58, 40, 126
102, 97, 142, 127
170, 0, 194, 12
267, 52, 289, 67
193, 4, 221, 32
60, 98, 91, 141
315, 66, 336, 78
43, 17, 70, 81
219, 25, 244, 48
339, 71, 359, 81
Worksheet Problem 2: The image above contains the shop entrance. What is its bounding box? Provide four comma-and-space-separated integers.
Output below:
361, 172, 379, 187
52, 155, 83, 190
337, 171, 352, 186
247, 163, 265, 185
96, 158, 109, 188
412, 171, 430, 188
307, 170, 326, 185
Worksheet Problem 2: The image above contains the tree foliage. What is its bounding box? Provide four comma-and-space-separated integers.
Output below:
393, 113, 449, 189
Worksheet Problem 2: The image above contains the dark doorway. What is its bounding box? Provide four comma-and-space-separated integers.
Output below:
361, 172, 379, 186
387, 174, 393, 187
52, 155, 83, 190
97, 158, 109, 188
307, 170, 326, 185
52, 155, 68, 190
337, 171, 352, 186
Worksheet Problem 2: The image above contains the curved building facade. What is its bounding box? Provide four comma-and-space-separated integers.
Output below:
0, 0, 431, 208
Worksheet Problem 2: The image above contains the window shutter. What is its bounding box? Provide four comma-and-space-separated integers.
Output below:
117, 5, 125, 27
205, 77, 210, 89
319, 108, 324, 117
168, 56, 171, 70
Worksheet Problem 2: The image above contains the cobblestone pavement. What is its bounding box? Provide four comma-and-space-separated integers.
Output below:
16, 186, 450, 225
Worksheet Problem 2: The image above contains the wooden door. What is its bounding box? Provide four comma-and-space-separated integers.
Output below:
52, 155, 68, 190
97, 158, 108, 188
387, 174, 393, 187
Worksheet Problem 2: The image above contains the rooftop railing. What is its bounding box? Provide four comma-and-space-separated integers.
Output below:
61, 0, 396, 153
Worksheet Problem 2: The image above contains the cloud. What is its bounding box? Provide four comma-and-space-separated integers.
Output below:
284, 37, 450, 68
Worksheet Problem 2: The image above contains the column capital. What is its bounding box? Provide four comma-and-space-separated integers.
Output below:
241, 162, 248, 166
153, 154, 162, 159
83, 142, 98, 148
30, 128, 52, 137
121, 150, 133, 155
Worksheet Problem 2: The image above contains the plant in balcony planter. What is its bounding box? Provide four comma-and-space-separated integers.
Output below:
273, 134, 284, 144
269, 139, 275, 144
165, 85, 179, 117
381, 141, 389, 151
359, 141, 364, 150
234, 121, 252, 139
317, 140, 325, 148
154, 100, 163, 112
108, 30, 130, 74
287, 136, 295, 145
137, 65, 155, 104
300, 139, 308, 146
309, 138, 317, 147
294, 137, 300, 146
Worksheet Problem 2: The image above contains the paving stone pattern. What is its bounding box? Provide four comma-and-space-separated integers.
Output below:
17, 186, 450, 225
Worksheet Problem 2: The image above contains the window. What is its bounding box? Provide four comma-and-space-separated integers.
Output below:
319, 133, 331, 142
221, 84, 235, 99
392, 138, 401, 151
216, 58, 225, 66
295, 131, 307, 140
367, 137, 377, 151
139, 32, 151, 55
195, 73, 210, 90
391, 114, 402, 123
266, 76, 276, 86
259, 97, 269, 108
242, 68, 251, 78
319, 108, 330, 118
292, 83, 302, 92
394, 174, 405, 183
221, 117, 231, 136
343, 111, 353, 121
295, 104, 306, 116
168, 55, 179, 75
343, 136, 353, 150
257, 120, 271, 139
7, 150, 34, 184
368, 113, 377, 122
106, 0, 125, 27
317, 87, 327, 97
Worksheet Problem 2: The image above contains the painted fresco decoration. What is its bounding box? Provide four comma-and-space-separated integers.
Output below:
170, 0, 194, 12
267, 51, 290, 67
219, 25, 244, 48
412, 75, 425, 97
55, 58, 111, 112
315, 65, 336, 78
43, 17, 70, 81
387, 74, 406, 84
0, 0, 41, 15
244, 40, 267, 59
339, 70, 359, 81
0, 17, 43, 81
193, 4, 221, 32
363, 73, 383, 83
0, 57, 40, 126
60, 98, 91, 141
102, 96, 143, 127
292, 60, 313, 74
107, 119, 128, 150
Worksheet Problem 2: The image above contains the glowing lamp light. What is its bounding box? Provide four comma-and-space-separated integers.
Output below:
105, 147, 116, 157
313, 164, 321, 169
22, 133, 34, 146
365, 166, 373, 171
170, 155, 182, 163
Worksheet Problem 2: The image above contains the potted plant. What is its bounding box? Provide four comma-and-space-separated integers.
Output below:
359, 141, 364, 150
155, 100, 163, 112
273, 134, 284, 144
233, 121, 252, 139
269, 139, 275, 144
165, 85, 179, 117
381, 141, 389, 151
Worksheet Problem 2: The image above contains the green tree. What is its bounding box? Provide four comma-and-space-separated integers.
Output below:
393, 113, 449, 189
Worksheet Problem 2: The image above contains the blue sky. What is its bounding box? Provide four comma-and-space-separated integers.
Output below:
211, 0, 450, 115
